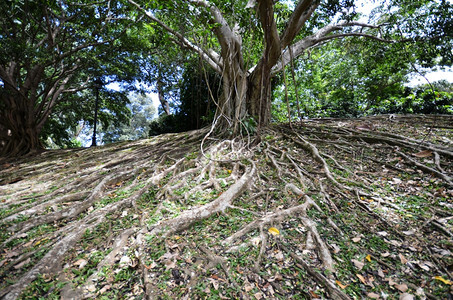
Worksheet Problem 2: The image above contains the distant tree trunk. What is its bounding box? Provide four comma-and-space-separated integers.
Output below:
157, 72, 171, 115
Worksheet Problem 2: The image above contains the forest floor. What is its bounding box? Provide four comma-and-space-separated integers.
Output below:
0, 114, 452, 300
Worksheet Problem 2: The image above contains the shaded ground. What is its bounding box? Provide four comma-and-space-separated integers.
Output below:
0, 114, 452, 299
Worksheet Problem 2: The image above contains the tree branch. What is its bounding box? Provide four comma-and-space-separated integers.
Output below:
272, 21, 395, 75
280, 0, 319, 49
127, 0, 223, 73
256, 0, 282, 68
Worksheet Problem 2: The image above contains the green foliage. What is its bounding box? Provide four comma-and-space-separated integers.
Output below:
0, 0, 154, 153
102, 93, 156, 143
370, 81, 453, 115
149, 59, 219, 136
272, 34, 453, 120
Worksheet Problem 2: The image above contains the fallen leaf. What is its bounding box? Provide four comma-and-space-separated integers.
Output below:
391, 177, 402, 184
274, 250, 284, 261
351, 259, 365, 270
209, 278, 219, 290
395, 283, 408, 292
165, 259, 176, 270
386, 277, 397, 286
434, 276, 452, 285
356, 274, 367, 284
381, 252, 390, 257
331, 243, 341, 253
399, 253, 408, 265
5, 251, 20, 258
402, 230, 415, 236
251, 237, 261, 246
399, 293, 414, 300
144, 261, 157, 269
366, 254, 371, 262
352, 236, 361, 243
254, 292, 263, 299
119, 256, 131, 267
268, 227, 280, 236
413, 150, 432, 158
367, 292, 380, 299
98, 284, 111, 294
86, 284, 96, 292
309, 291, 320, 298
14, 258, 31, 269
377, 268, 385, 278
74, 258, 88, 269
336, 280, 348, 289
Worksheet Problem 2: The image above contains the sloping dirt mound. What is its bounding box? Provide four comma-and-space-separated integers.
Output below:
0, 114, 452, 299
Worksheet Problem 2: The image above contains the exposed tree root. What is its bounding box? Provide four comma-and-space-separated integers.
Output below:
1, 115, 452, 299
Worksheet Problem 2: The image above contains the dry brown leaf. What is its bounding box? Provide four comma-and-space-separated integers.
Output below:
395, 283, 408, 292
356, 274, 367, 284
98, 284, 111, 294
367, 292, 380, 299
352, 236, 361, 243
399, 293, 414, 300
274, 250, 284, 261
413, 150, 432, 158
331, 243, 341, 253
5, 251, 20, 258
351, 259, 365, 270
336, 280, 348, 289
386, 277, 397, 286
381, 252, 390, 257
399, 253, 408, 265
165, 259, 176, 270
254, 292, 263, 299
86, 284, 96, 292
377, 268, 385, 278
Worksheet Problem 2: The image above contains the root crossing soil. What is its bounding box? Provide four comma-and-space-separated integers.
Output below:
0, 114, 452, 299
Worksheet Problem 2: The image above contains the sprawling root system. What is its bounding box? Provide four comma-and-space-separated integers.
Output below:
1, 115, 452, 299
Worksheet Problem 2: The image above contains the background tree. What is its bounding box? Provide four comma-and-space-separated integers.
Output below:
272, 37, 412, 120
149, 58, 221, 136
102, 92, 156, 143
0, 0, 146, 156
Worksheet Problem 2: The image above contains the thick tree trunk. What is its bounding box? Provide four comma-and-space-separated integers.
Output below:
247, 62, 272, 129
0, 89, 44, 157
1, 109, 43, 157
214, 47, 273, 134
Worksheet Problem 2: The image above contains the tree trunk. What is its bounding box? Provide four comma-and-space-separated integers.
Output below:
247, 61, 272, 129
0, 86, 44, 157
157, 72, 171, 116
214, 56, 272, 134
1, 109, 42, 157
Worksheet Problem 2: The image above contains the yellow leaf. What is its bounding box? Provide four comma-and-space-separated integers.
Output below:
366, 254, 371, 262
268, 227, 280, 236
434, 276, 452, 285
336, 280, 348, 289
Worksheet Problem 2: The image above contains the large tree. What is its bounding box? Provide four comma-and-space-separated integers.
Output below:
0, 0, 145, 156
128, 0, 452, 133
